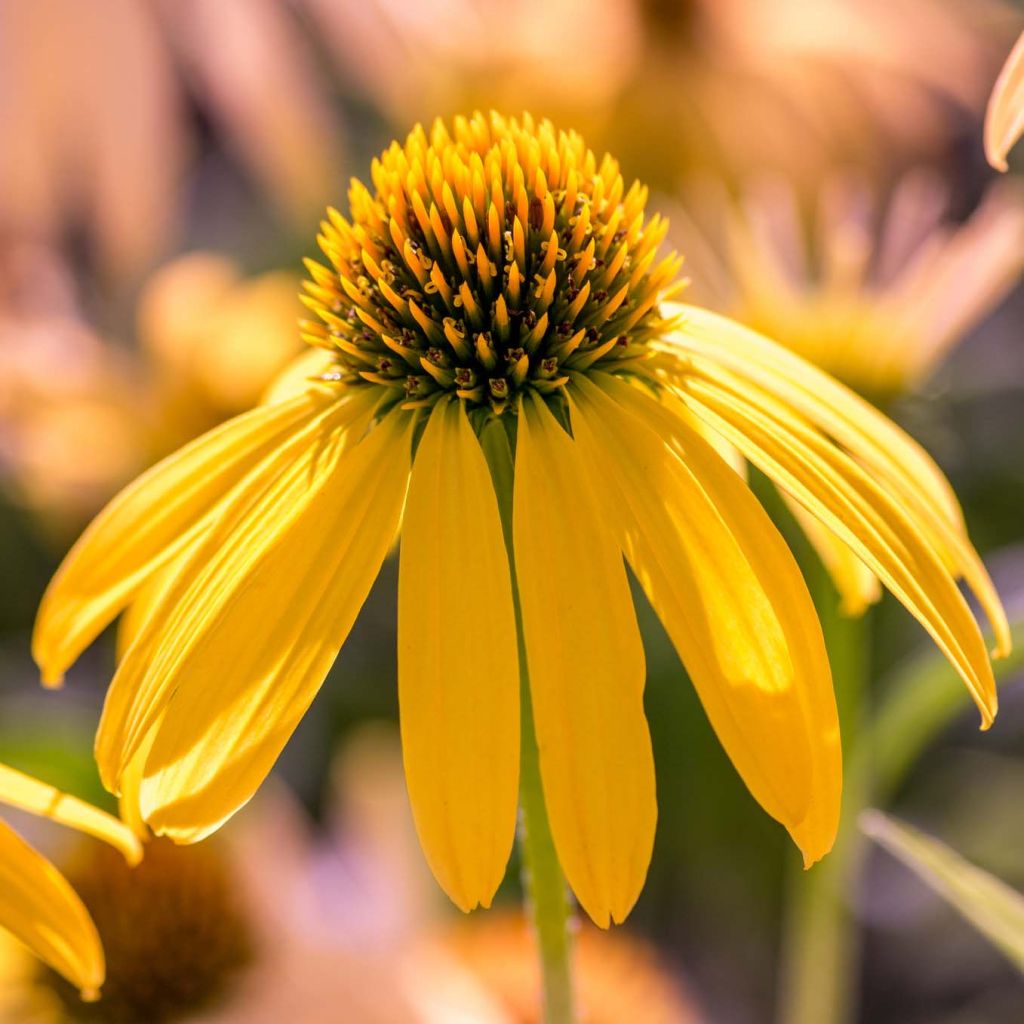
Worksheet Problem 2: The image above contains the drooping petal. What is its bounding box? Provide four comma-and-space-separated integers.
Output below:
135, 410, 412, 841
116, 721, 159, 840
570, 374, 840, 865
115, 561, 183, 664
662, 304, 1010, 657
675, 368, 998, 726
0, 819, 103, 1000
781, 491, 881, 616
95, 390, 379, 793
398, 399, 519, 912
513, 392, 656, 927
0, 763, 141, 866
33, 389, 335, 686
985, 31, 1024, 172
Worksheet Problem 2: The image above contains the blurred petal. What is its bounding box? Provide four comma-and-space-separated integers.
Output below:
571, 374, 840, 865
513, 393, 656, 926
0, 820, 103, 1000
163, 0, 342, 221
0, 0, 184, 276
986, 31, 1024, 172
398, 399, 519, 911
34, 391, 332, 686
136, 412, 412, 840
782, 490, 881, 616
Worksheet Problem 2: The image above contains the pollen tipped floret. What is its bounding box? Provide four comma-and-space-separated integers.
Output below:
301, 111, 683, 413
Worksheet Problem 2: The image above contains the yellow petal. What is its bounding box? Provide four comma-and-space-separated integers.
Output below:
676, 369, 998, 726
0, 819, 103, 1000
398, 399, 519, 911
663, 304, 1010, 658
781, 491, 881, 617
117, 722, 159, 840
96, 390, 379, 793
115, 561, 183, 664
33, 390, 333, 687
261, 348, 337, 405
0, 763, 141, 866
135, 410, 412, 841
986, 31, 1024, 172
570, 374, 840, 865
513, 392, 656, 927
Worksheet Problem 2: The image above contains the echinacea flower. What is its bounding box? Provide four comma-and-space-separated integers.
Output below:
667, 172, 1024, 613
34, 113, 1009, 929
0, 762, 141, 1000
669, 173, 1024, 400
986, 30, 1024, 171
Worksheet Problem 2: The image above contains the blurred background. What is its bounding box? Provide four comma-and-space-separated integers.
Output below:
1, 1, 1023, 1021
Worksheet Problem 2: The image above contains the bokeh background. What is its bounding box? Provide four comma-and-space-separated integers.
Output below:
1, 2, 1023, 1022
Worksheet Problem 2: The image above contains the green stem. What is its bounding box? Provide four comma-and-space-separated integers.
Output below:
777, 565, 870, 1024
480, 418, 575, 1024
518, 647, 576, 1023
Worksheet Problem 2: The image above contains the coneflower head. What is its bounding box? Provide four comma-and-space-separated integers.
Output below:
301, 111, 682, 414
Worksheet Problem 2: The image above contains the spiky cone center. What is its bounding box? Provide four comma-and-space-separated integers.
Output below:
302, 112, 683, 414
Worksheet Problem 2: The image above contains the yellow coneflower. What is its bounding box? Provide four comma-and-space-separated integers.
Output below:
669, 173, 1024, 400
35, 113, 1008, 932
0, 762, 141, 1001
669, 171, 1024, 614
986, 29, 1024, 172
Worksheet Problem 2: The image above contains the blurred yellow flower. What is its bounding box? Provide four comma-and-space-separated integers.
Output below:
986, 30, 1024, 171
35, 114, 1007, 931
0, 245, 148, 531
136, 252, 306, 446
0, 245, 307, 534
0, 763, 140, 1002
669, 172, 1024, 399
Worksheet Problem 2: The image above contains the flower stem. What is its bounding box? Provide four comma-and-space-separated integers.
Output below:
480, 417, 576, 1024
518, 649, 576, 1023
777, 562, 870, 1024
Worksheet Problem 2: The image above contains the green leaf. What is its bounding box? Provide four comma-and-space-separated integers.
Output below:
860, 810, 1024, 972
